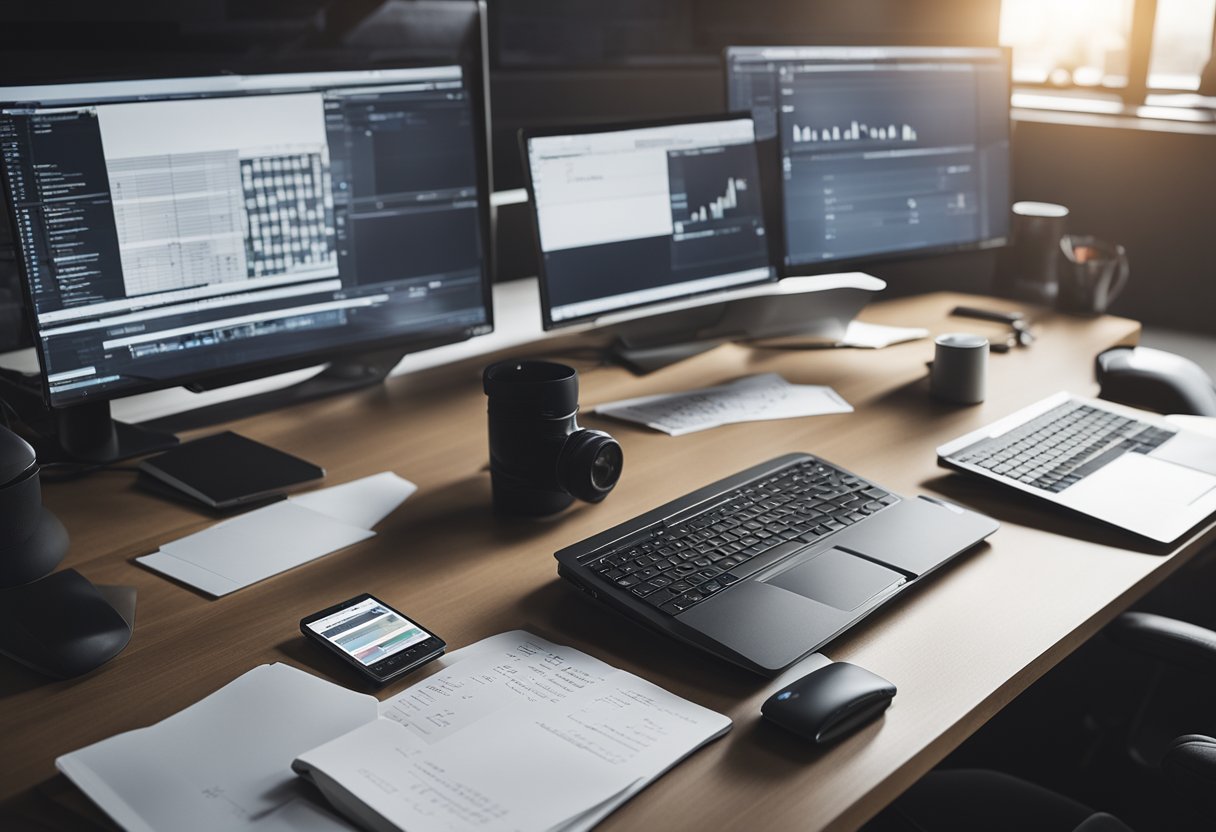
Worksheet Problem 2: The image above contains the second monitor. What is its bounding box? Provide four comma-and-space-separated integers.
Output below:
521, 114, 883, 371
523, 114, 776, 329
726, 45, 1011, 272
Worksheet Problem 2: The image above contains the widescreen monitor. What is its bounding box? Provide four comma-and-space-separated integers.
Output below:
522, 114, 776, 330
0, 66, 492, 414
725, 46, 1011, 272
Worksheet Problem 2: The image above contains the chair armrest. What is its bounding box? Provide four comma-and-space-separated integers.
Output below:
1107, 612, 1216, 674
1161, 734, 1216, 810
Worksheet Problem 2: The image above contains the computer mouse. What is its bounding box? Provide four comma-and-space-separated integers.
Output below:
761, 662, 896, 745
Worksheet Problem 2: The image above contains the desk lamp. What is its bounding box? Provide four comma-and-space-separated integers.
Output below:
0, 424, 67, 584
0, 425, 132, 678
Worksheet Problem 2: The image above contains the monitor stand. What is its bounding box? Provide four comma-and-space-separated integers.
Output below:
601, 273, 886, 374
0, 375, 176, 466
609, 340, 723, 375
145, 348, 406, 434
52, 402, 180, 465
0, 349, 405, 464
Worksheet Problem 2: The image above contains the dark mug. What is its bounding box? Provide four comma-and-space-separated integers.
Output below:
996, 201, 1070, 303
1057, 236, 1129, 316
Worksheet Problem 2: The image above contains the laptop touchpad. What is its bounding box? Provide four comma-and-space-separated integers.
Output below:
1152, 432, 1216, 476
764, 548, 905, 612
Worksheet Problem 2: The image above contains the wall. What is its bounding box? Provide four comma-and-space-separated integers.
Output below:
1011, 115, 1216, 334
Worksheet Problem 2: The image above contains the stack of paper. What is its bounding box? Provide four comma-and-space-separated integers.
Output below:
57, 663, 371, 832
58, 632, 732, 832
138, 472, 416, 596
595, 373, 852, 436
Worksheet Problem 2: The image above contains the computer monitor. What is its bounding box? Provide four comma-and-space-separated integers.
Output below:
0, 66, 492, 461
523, 114, 776, 331
725, 46, 1011, 273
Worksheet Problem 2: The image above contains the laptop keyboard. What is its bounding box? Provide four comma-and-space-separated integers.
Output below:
588, 458, 898, 616
950, 401, 1175, 493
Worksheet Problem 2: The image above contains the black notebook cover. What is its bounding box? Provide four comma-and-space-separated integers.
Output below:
138, 431, 324, 509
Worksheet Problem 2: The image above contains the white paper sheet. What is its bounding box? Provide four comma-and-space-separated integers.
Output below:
137, 472, 414, 596
0, 347, 40, 375
595, 373, 852, 435
290, 471, 417, 530
837, 320, 929, 349
57, 663, 373, 832
296, 631, 732, 832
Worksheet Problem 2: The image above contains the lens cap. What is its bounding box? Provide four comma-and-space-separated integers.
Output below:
557, 430, 623, 503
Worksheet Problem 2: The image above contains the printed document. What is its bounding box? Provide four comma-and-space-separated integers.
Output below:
295, 631, 732, 832
58, 633, 730, 832
595, 373, 852, 435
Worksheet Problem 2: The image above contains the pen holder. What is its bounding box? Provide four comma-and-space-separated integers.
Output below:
1057, 236, 1129, 317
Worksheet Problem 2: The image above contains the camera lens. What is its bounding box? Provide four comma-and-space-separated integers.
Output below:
590, 442, 623, 491
557, 430, 623, 504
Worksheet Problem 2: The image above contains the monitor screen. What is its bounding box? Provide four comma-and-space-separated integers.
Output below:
524, 115, 776, 328
726, 46, 1010, 271
0, 67, 491, 408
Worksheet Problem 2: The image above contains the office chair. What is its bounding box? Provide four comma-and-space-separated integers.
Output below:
1096, 347, 1216, 417
1104, 611, 1216, 816
868, 611, 1216, 832
865, 768, 1133, 831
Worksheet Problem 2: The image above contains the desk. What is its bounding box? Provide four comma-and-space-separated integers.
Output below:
2, 292, 1211, 831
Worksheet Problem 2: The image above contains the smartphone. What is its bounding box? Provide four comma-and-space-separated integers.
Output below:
300, 594, 445, 686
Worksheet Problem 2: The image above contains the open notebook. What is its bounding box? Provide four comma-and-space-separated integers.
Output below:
57, 632, 731, 832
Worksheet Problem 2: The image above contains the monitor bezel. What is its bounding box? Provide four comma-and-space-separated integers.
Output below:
0, 64, 495, 411
722, 44, 1013, 278
519, 111, 778, 331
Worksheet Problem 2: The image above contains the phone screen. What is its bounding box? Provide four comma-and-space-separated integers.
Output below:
305, 597, 434, 667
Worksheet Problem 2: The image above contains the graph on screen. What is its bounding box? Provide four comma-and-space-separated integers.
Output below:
678, 176, 749, 230
666, 143, 766, 271
790, 121, 918, 144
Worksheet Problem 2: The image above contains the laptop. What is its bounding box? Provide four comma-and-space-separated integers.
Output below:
555, 452, 998, 676
938, 391, 1216, 543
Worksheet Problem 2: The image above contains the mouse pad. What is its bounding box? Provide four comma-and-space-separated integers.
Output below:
764, 548, 905, 612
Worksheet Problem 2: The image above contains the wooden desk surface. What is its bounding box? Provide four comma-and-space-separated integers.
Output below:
3, 292, 1209, 831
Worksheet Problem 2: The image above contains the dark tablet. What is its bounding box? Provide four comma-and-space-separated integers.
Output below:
138, 431, 323, 509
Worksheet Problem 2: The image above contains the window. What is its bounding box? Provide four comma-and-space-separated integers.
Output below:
1000, 0, 1135, 89
1149, 0, 1216, 90
1001, 0, 1216, 104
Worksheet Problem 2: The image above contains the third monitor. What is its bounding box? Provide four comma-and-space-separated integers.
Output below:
726, 45, 1011, 272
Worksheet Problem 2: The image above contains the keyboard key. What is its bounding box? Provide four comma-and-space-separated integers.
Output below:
646, 588, 678, 607
587, 456, 896, 616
